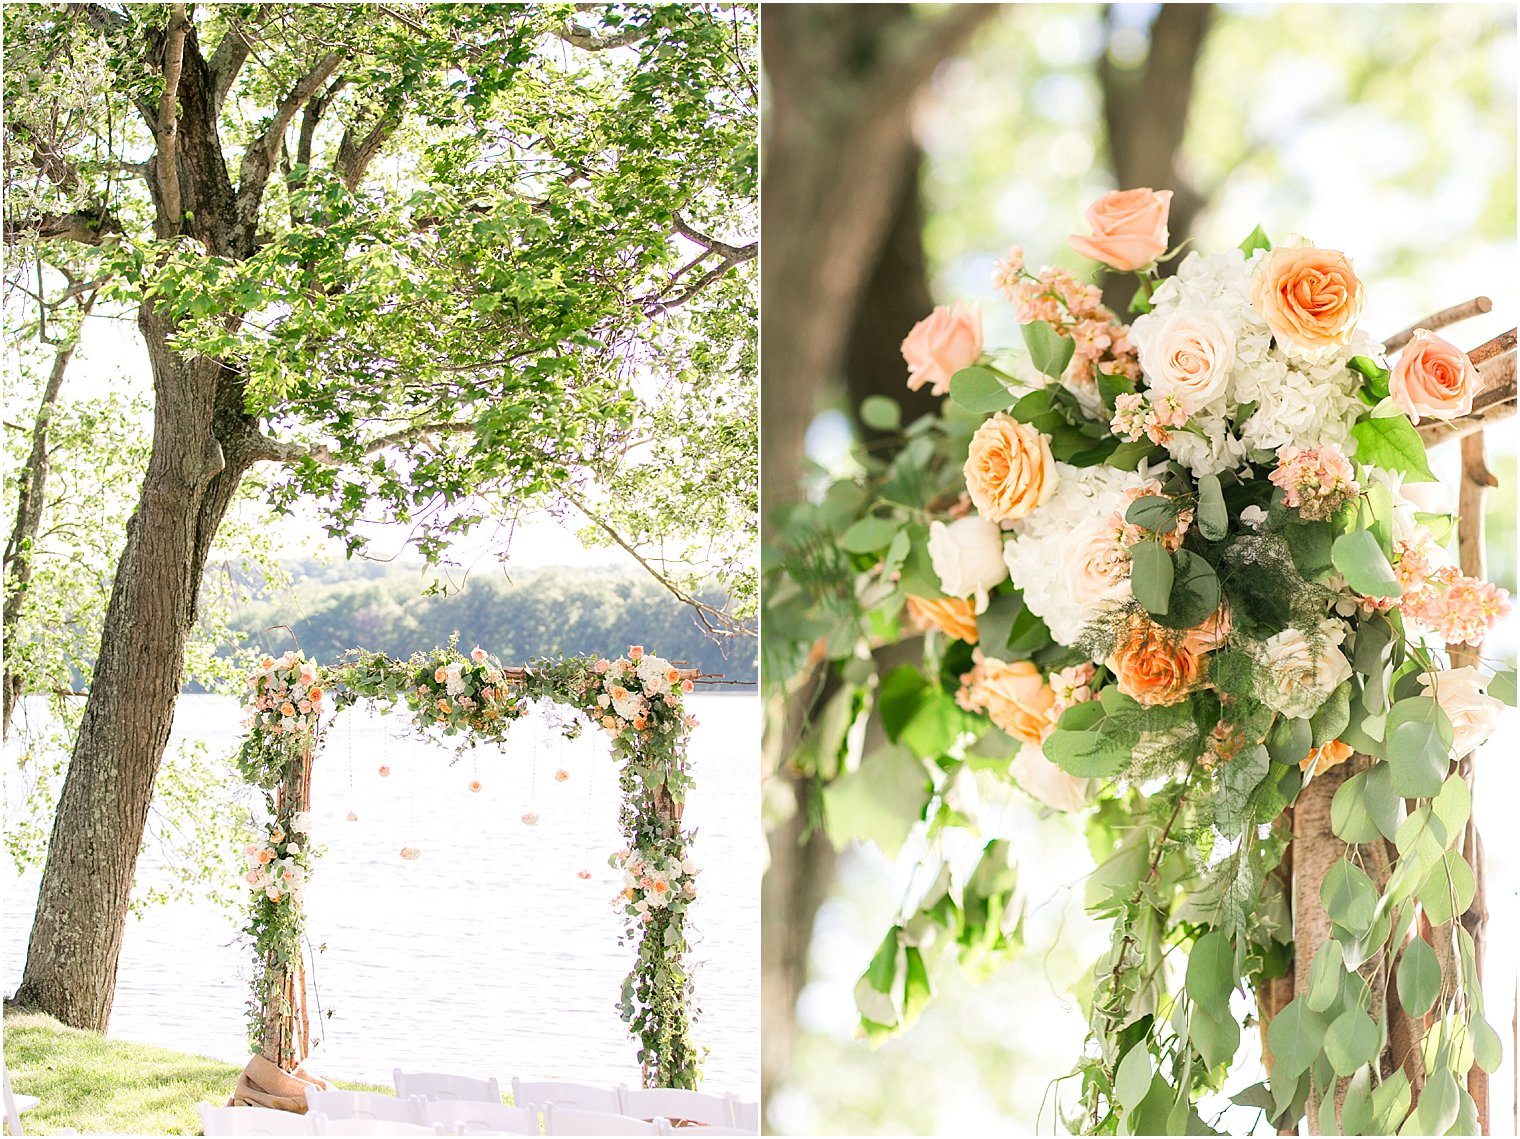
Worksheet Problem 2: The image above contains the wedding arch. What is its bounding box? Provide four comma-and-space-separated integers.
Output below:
232, 643, 715, 1091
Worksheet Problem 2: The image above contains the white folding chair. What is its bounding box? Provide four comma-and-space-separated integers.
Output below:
395, 1069, 502, 1104
198, 1102, 321, 1136
543, 1104, 668, 1136
724, 1095, 759, 1132
511, 1080, 623, 1115
306, 1089, 420, 1124
619, 1088, 732, 1128
419, 1099, 539, 1135
309, 1119, 442, 1137
676, 1130, 752, 1137
3, 1061, 39, 1137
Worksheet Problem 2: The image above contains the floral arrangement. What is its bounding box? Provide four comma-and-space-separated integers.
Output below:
767, 187, 1514, 1134
232, 644, 704, 1088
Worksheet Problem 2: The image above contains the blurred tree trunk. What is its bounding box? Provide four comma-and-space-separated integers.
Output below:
1096, 3, 1214, 315
760, 4, 994, 1121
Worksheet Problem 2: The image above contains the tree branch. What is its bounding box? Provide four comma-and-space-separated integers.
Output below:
1383, 296, 1493, 355
208, 20, 253, 111
554, 11, 651, 53
153, 4, 190, 236
1416, 353, 1516, 448
3, 210, 123, 247
235, 51, 345, 227
335, 106, 403, 191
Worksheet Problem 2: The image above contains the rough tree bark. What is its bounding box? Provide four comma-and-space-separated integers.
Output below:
12, 15, 327, 1030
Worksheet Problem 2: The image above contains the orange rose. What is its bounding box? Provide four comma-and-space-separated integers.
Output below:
1300, 739, 1354, 777
1250, 246, 1365, 352
963, 658, 1055, 745
901, 303, 983, 397
280, 702, 296, 717
1390, 329, 1480, 424
905, 595, 980, 644
1107, 615, 1201, 707
1069, 188, 1172, 271
964, 413, 1058, 524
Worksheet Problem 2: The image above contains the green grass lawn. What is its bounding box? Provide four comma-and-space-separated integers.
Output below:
3, 1007, 386, 1135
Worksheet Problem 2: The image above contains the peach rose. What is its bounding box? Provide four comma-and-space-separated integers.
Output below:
1250, 246, 1365, 353
964, 658, 1055, 745
1069, 188, 1173, 271
1420, 666, 1503, 756
1184, 607, 1231, 654
905, 595, 980, 643
1064, 515, 1131, 610
1107, 615, 1201, 707
964, 413, 1058, 524
1299, 739, 1353, 778
1134, 309, 1236, 412
901, 303, 982, 397
1390, 329, 1480, 424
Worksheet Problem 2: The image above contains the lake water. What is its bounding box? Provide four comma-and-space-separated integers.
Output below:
3, 692, 761, 1098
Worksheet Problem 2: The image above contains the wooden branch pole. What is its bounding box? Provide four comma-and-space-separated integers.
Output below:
1282, 313, 1506, 1134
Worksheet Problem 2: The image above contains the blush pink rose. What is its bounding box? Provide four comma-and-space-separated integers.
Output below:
1390, 329, 1481, 423
901, 303, 982, 397
1069, 188, 1173, 271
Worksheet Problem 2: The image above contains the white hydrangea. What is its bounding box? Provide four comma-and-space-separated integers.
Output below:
1139, 249, 1368, 474
1001, 462, 1148, 646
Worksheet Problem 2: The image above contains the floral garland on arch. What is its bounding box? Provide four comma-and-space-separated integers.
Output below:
234, 642, 704, 1090
766, 188, 1515, 1134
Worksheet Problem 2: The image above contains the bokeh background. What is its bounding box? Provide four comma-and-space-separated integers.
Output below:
760, 5, 1517, 1134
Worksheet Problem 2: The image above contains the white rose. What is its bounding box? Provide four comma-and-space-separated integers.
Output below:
1135, 308, 1237, 412
1421, 667, 1504, 756
1063, 515, 1131, 611
1259, 621, 1353, 718
1010, 742, 1091, 813
927, 517, 1008, 613
290, 811, 313, 834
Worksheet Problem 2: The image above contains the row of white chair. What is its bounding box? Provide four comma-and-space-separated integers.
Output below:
391, 1072, 757, 1131
200, 1101, 753, 1136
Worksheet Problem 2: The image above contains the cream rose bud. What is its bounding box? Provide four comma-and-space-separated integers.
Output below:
927, 517, 1008, 613
1421, 666, 1503, 756
1135, 309, 1236, 412
964, 413, 1059, 524
901, 303, 982, 397
1069, 188, 1173, 272
1010, 742, 1091, 813
1390, 329, 1481, 424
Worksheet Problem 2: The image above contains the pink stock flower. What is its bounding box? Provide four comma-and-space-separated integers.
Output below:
1269, 445, 1360, 521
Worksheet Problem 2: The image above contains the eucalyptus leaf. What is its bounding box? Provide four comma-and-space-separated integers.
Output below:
1266, 998, 1326, 1081
1130, 540, 1175, 617
1022, 320, 1076, 379
1395, 936, 1440, 1018
1196, 474, 1228, 540
949, 366, 1017, 413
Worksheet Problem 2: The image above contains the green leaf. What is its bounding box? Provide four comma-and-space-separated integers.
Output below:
1096, 370, 1136, 412
840, 516, 899, 554
1266, 716, 1312, 766
949, 366, 1017, 413
901, 945, 931, 1030
1331, 771, 1382, 844
1396, 936, 1440, 1018
824, 746, 929, 858
1489, 667, 1517, 707
1341, 1065, 1376, 1135
1196, 474, 1228, 540
1130, 540, 1174, 617
1321, 858, 1378, 936
1115, 1043, 1152, 1113
1190, 1002, 1241, 1070
1310, 681, 1352, 746
1022, 320, 1076, 379
1431, 774, 1471, 840
1362, 762, 1403, 841
1386, 697, 1454, 797
1266, 998, 1327, 1081
1325, 1008, 1380, 1077
1331, 529, 1401, 598
860, 395, 902, 431
1009, 386, 1064, 432
1305, 939, 1346, 1013
1044, 722, 1130, 779
1125, 495, 1182, 531
1401, 1067, 1459, 1136
1186, 931, 1236, 1009
1351, 410, 1438, 483
1372, 1069, 1412, 1134
1238, 224, 1272, 257
1471, 1014, 1502, 1074
1152, 549, 1221, 631
1418, 848, 1475, 925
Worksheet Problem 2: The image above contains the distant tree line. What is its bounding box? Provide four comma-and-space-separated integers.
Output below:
235, 561, 757, 684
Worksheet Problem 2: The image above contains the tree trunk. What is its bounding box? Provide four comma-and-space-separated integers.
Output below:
13, 308, 256, 1030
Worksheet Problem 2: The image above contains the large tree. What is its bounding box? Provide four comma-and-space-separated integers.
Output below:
3, 1, 755, 1030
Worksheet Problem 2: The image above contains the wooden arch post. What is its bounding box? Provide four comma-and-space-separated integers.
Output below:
1269, 308, 1516, 1134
